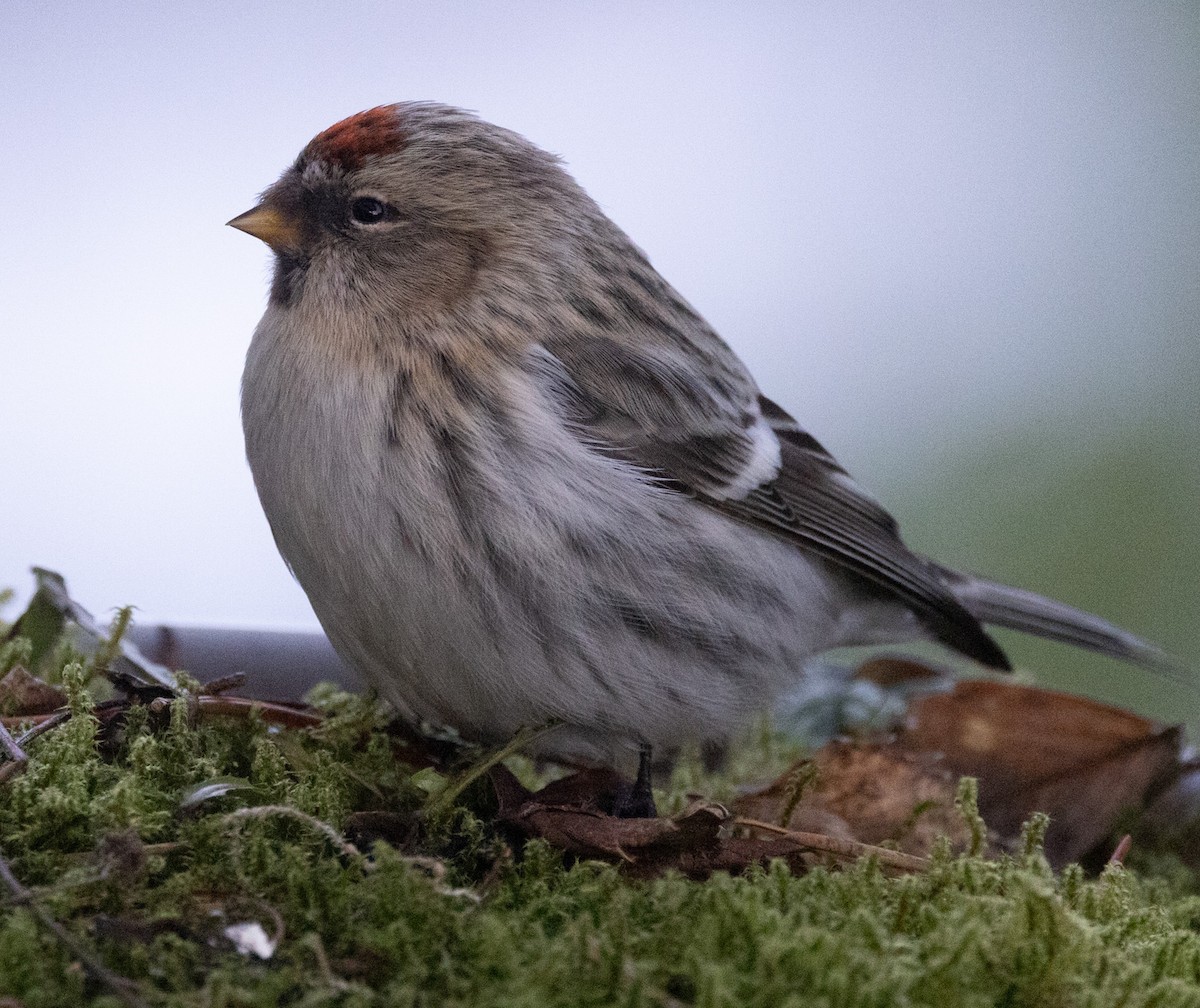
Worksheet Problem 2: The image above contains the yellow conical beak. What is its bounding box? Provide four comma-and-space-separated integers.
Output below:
227, 204, 304, 252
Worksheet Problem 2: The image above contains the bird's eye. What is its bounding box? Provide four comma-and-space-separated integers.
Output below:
350, 196, 391, 224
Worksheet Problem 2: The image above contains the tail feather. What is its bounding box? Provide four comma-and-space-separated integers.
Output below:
937, 566, 1171, 670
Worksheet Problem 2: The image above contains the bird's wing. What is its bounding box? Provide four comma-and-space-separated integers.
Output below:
532, 335, 1009, 669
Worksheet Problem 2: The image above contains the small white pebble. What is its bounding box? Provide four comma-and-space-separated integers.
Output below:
223, 921, 277, 959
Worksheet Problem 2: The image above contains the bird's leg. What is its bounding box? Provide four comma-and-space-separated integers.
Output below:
612, 742, 658, 818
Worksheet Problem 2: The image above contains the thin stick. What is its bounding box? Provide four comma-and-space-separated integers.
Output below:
0, 721, 27, 785
0, 721, 24, 763
198, 672, 248, 696
734, 817, 930, 874
14, 708, 73, 748
197, 695, 325, 728
148, 694, 326, 730
1107, 834, 1133, 866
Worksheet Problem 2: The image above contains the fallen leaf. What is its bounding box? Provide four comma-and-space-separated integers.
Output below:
900, 679, 1182, 866
734, 742, 973, 857
6, 568, 177, 693
490, 766, 811, 879
0, 665, 66, 716
854, 656, 956, 689
179, 777, 262, 812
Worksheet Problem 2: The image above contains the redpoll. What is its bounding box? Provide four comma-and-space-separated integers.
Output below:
231, 103, 1162, 786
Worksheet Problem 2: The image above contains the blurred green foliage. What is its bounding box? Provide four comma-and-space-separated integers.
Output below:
894, 406, 1200, 733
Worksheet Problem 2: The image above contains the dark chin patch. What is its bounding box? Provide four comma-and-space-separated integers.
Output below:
269, 252, 309, 307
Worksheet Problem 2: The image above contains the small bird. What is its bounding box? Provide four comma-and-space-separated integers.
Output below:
231, 103, 1162, 798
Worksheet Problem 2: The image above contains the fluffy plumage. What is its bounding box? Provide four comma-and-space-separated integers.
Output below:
233, 103, 1162, 772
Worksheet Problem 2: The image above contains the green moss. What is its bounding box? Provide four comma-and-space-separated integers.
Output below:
1, 645, 1200, 1006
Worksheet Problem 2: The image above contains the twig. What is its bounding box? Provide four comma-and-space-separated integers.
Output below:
0, 721, 26, 785
733, 817, 930, 874
1107, 834, 1133, 866
0, 844, 148, 1008
197, 695, 325, 728
198, 673, 248, 696
0, 721, 25, 763
14, 708, 73, 747
149, 694, 326, 730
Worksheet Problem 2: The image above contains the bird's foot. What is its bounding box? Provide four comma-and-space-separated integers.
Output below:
612, 742, 658, 818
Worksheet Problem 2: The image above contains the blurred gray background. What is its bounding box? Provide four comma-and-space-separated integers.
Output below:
3, 2, 1197, 724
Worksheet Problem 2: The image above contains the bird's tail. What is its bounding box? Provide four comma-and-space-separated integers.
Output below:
937, 565, 1172, 670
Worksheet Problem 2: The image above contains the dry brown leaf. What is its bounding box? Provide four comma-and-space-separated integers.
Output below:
734, 741, 973, 857
854, 656, 952, 689
900, 679, 1182, 865
0, 666, 67, 716
489, 766, 811, 879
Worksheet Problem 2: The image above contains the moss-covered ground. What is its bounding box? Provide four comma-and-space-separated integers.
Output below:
2, 641, 1200, 1008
